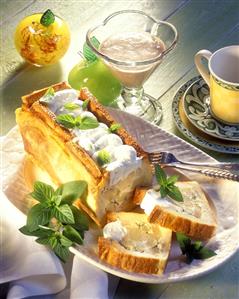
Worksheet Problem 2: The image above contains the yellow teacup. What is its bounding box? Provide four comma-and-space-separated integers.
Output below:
195, 46, 239, 124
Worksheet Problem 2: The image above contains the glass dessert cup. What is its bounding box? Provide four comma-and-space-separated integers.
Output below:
86, 10, 178, 124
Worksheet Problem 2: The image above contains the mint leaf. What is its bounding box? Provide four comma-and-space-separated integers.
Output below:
55, 185, 63, 196
49, 236, 58, 249
56, 114, 98, 130
109, 123, 121, 133
54, 243, 70, 262
19, 225, 53, 238
19, 180, 90, 263
60, 235, 73, 247
51, 194, 62, 206
196, 247, 217, 259
63, 224, 83, 245
53, 204, 75, 224
96, 149, 111, 166
61, 181, 88, 205
27, 204, 52, 232
78, 116, 99, 130
159, 186, 167, 198
194, 241, 202, 250
36, 237, 51, 245
167, 185, 183, 202
155, 165, 167, 185
40, 9, 55, 27
31, 181, 54, 203
176, 232, 216, 264
64, 102, 81, 111
70, 206, 89, 231
56, 114, 76, 128
82, 99, 89, 110
40, 87, 55, 104
155, 165, 183, 202
176, 232, 190, 254
167, 175, 179, 185
83, 36, 100, 62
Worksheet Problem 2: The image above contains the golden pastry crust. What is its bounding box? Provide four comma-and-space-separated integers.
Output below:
149, 206, 216, 240
98, 237, 167, 275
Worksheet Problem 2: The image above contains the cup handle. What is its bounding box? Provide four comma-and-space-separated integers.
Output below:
194, 50, 212, 86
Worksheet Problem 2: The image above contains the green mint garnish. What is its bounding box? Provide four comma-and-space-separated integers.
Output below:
39, 87, 55, 104
176, 232, 216, 264
83, 36, 100, 62
97, 149, 111, 166
56, 114, 76, 128
155, 165, 183, 202
108, 123, 121, 133
56, 114, 99, 130
82, 99, 89, 110
64, 102, 81, 111
19, 180, 89, 262
40, 9, 55, 27
80, 116, 99, 129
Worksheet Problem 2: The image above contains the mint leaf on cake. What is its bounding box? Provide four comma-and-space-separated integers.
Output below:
155, 165, 183, 202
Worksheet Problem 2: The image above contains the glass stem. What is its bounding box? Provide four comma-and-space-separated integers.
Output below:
121, 87, 144, 105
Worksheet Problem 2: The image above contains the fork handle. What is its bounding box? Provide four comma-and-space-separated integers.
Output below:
166, 164, 239, 181
168, 161, 239, 171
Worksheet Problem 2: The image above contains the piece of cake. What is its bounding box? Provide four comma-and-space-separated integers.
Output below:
16, 82, 153, 225
133, 181, 217, 240
98, 212, 172, 274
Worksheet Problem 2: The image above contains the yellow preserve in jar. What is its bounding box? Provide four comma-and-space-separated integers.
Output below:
14, 10, 70, 66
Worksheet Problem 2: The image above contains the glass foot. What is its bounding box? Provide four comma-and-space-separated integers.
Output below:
116, 93, 163, 125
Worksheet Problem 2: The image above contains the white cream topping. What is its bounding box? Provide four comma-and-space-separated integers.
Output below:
141, 189, 175, 215
42, 89, 142, 186
103, 220, 127, 241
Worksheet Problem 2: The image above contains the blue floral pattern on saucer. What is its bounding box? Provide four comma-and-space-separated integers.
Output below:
183, 78, 239, 141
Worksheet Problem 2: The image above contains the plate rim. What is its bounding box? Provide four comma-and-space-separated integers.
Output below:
2, 119, 239, 284
182, 78, 239, 142
172, 76, 239, 154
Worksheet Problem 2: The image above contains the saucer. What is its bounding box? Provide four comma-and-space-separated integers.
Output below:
183, 78, 239, 141
172, 76, 239, 154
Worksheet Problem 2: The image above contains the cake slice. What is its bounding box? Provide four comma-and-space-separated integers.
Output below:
133, 181, 217, 240
98, 212, 172, 275
16, 83, 152, 226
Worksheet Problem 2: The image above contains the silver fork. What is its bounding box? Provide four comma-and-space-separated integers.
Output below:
148, 151, 239, 182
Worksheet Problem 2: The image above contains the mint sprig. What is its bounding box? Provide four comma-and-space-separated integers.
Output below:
40, 9, 55, 27
96, 149, 111, 166
108, 123, 121, 133
83, 36, 100, 62
19, 180, 89, 262
56, 114, 99, 130
64, 102, 81, 111
39, 87, 55, 104
176, 232, 216, 264
155, 165, 183, 202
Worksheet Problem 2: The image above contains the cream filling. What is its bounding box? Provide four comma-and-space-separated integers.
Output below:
103, 220, 127, 241
41, 89, 142, 186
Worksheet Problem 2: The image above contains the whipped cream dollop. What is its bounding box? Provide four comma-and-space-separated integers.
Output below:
103, 220, 127, 241
41, 89, 142, 186
141, 189, 175, 215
